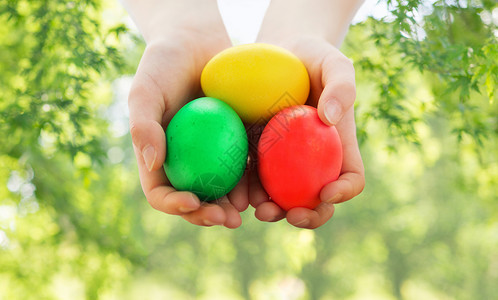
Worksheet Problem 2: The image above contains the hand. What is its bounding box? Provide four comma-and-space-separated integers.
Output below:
248, 37, 365, 229
126, 1, 250, 228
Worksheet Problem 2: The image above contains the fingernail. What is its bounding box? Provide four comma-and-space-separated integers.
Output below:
324, 101, 342, 125
142, 145, 156, 172
326, 193, 343, 203
295, 218, 310, 227
270, 215, 281, 222
178, 206, 190, 213
204, 219, 217, 226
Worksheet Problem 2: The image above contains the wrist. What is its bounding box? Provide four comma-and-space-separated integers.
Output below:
257, 33, 327, 49
256, 35, 332, 63
257, 26, 345, 49
141, 24, 231, 80
122, 0, 229, 45
256, 0, 365, 48
143, 13, 228, 46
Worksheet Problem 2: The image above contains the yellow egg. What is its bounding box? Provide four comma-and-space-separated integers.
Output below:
201, 43, 310, 123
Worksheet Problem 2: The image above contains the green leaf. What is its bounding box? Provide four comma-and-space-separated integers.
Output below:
485, 69, 496, 103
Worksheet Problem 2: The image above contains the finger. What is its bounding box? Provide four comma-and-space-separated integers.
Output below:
129, 43, 201, 173
181, 202, 226, 226
316, 49, 356, 126
129, 44, 202, 215
130, 120, 166, 172
147, 185, 201, 215
247, 142, 287, 222
216, 196, 242, 229
129, 71, 167, 173
320, 108, 365, 203
248, 166, 271, 209
133, 145, 201, 214
254, 201, 286, 222
286, 202, 335, 229
321, 172, 364, 204
227, 171, 249, 212
129, 73, 173, 205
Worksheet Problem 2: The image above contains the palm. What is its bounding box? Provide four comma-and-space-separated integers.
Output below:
129, 36, 251, 228
248, 38, 365, 229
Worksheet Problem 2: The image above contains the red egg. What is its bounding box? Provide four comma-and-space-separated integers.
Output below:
257, 105, 343, 211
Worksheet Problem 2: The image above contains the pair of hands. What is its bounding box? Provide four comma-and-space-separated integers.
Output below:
127, 5, 364, 230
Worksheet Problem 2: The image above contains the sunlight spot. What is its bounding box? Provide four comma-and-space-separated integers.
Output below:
0, 205, 17, 223
109, 76, 132, 137
20, 183, 36, 199
0, 230, 9, 249
7, 171, 23, 193
480, 10, 493, 25
278, 276, 305, 300
108, 146, 125, 164
39, 129, 57, 151
18, 197, 40, 215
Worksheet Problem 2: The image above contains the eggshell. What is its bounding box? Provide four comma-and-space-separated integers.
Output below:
165, 97, 248, 201
201, 43, 310, 124
257, 105, 343, 210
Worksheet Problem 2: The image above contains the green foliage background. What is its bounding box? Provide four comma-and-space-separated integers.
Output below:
0, 0, 497, 299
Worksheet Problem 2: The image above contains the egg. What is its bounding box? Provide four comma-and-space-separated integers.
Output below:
201, 43, 310, 124
164, 97, 248, 201
257, 105, 343, 210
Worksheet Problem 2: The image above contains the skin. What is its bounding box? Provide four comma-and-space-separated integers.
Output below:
252, 0, 366, 229
121, 0, 365, 229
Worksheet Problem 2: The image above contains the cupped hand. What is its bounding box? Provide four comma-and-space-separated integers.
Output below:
128, 30, 250, 228
248, 37, 365, 229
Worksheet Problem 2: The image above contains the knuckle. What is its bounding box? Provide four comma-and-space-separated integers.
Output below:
347, 58, 356, 76
326, 51, 353, 68
349, 172, 366, 198
328, 53, 356, 79
345, 57, 355, 68
333, 80, 357, 103
337, 55, 353, 67
345, 176, 356, 195
127, 81, 146, 108
335, 80, 356, 93
146, 197, 162, 212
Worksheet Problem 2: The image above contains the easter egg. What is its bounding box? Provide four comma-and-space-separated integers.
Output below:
165, 97, 248, 201
257, 105, 343, 210
201, 43, 310, 124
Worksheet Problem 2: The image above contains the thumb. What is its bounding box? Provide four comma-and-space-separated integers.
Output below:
129, 119, 166, 172
128, 73, 167, 172
316, 52, 356, 126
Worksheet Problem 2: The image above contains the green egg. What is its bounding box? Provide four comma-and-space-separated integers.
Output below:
165, 97, 248, 201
